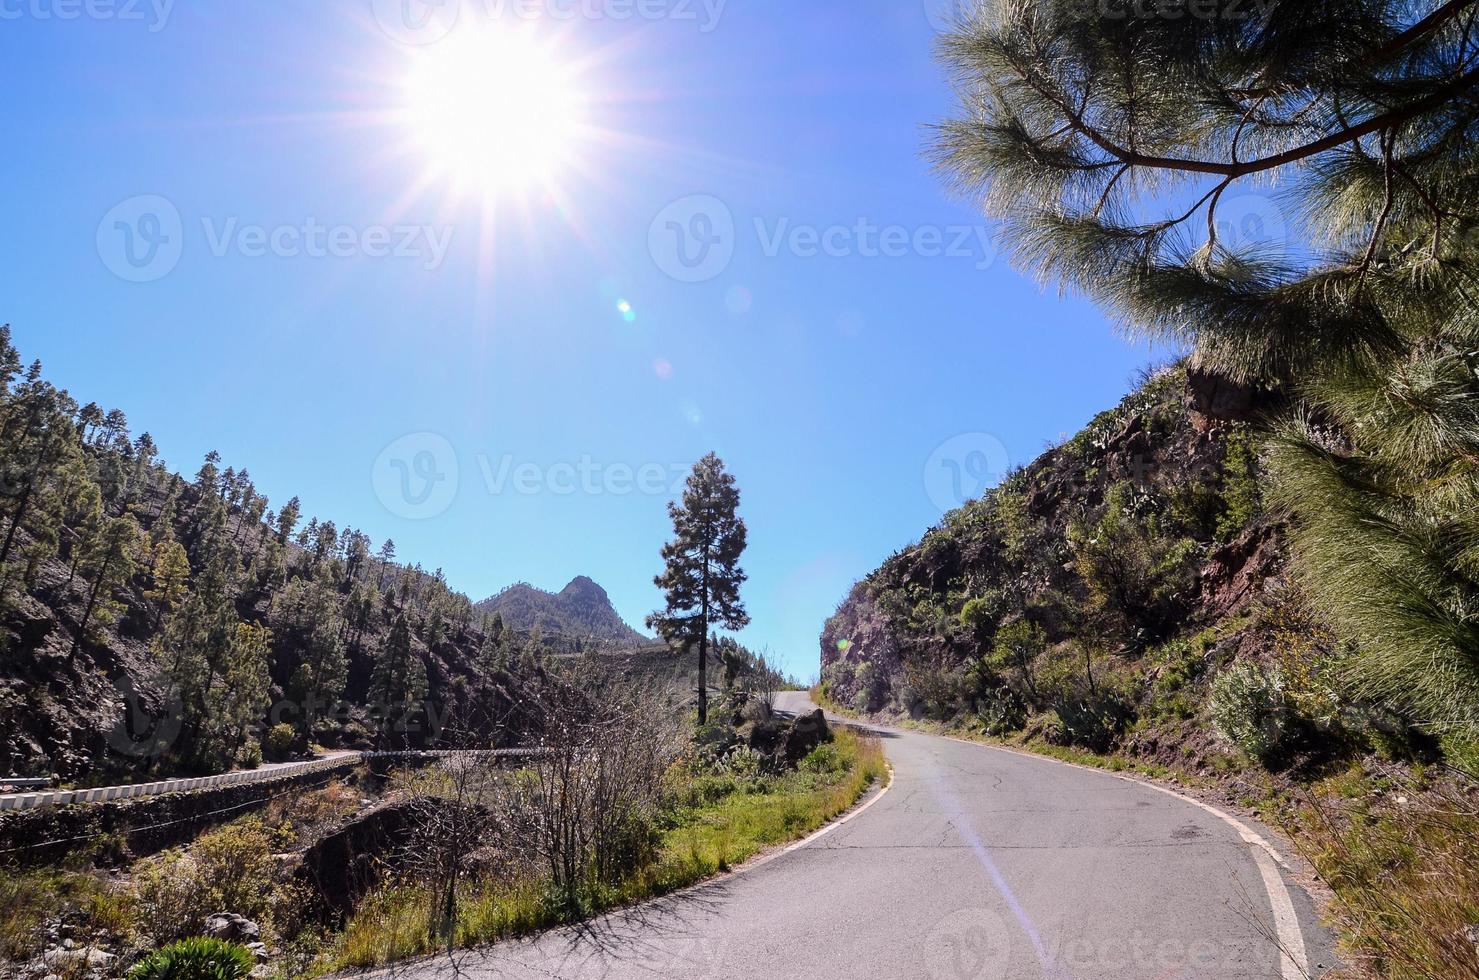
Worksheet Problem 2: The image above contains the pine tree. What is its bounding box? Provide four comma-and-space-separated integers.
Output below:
215, 621, 272, 759
369, 613, 427, 749
933, 0, 1479, 742
194, 451, 220, 496
278, 576, 349, 740
647, 453, 750, 725
70, 515, 142, 661
156, 510, 244, 765
146, 538, 191, 628
0, 376, 80, 576
276, 496, 301, 545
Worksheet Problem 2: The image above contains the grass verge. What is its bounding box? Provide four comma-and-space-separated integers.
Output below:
327, 728, 887, 973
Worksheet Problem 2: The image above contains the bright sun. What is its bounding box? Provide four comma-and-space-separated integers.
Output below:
401, 27, 584, 194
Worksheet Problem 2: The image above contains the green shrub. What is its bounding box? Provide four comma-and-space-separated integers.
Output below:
127, 937, 254, 980
977, 686, 1026, 736
133, 819, 281, 942
1209, 662, 1290, 760
1214, 428, 1262, 542
263, 723, 295, 762
1052, 693, 1133, 752
799, 742, 843, 776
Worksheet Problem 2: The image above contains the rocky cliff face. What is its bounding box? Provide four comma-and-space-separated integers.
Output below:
819, 363, 1295, 745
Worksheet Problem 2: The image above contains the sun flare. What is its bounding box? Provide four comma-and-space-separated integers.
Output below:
400, 26, 584, 194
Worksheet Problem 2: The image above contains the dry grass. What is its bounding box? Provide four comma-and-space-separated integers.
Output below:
0, 869, 135, 966
328, 729, 887, 972
1288, 766, 1479, 980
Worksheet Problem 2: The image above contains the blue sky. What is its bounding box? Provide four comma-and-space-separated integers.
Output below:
0, 0, 1168, 680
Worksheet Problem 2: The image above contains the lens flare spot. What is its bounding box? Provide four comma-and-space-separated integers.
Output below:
837, 639, 853, 653
725, 285, 752, 315
616, 299, 637, 323
653, 358, 674, 380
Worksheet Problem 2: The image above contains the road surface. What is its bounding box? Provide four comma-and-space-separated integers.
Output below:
371, 694, 1336, 979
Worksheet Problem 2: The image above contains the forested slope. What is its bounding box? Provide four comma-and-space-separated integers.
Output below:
821, 362, 1428, 772
0, 326, 552, 782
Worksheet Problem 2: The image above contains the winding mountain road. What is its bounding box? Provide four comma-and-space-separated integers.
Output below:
374, 694, 1336, 979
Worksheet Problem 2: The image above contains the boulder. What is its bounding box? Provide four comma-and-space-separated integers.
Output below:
778, 709, 830, 767
203, 913, 261, 943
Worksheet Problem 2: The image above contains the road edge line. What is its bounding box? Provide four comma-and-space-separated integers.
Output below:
941, 733, 1311, 979
749, 761, 896, 868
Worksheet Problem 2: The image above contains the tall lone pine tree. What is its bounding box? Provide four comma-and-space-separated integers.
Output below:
649, 453, 749, 726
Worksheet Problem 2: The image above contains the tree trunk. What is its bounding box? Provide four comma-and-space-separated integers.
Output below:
697, 629, 708, 726
698, 538, 711, 726
71, 553, 113, 662
0, 480, 36, 570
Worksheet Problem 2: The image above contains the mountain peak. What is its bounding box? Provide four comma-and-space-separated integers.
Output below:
561, 574, 602, 593
477, 575, 647, 645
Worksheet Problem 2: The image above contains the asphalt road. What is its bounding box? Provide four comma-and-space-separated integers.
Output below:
374, 694, 1335, 979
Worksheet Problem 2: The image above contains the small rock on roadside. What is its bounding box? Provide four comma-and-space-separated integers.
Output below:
203, 913, 261, 943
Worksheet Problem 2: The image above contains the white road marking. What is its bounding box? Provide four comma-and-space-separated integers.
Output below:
938, 733, 1311, 979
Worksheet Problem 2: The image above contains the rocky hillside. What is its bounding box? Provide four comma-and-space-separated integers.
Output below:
0, 327, 558, 783
476, 576, 649, 647
818, 361, 1358, 769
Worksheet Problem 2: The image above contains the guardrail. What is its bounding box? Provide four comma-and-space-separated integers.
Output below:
0, 748, 539, 813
